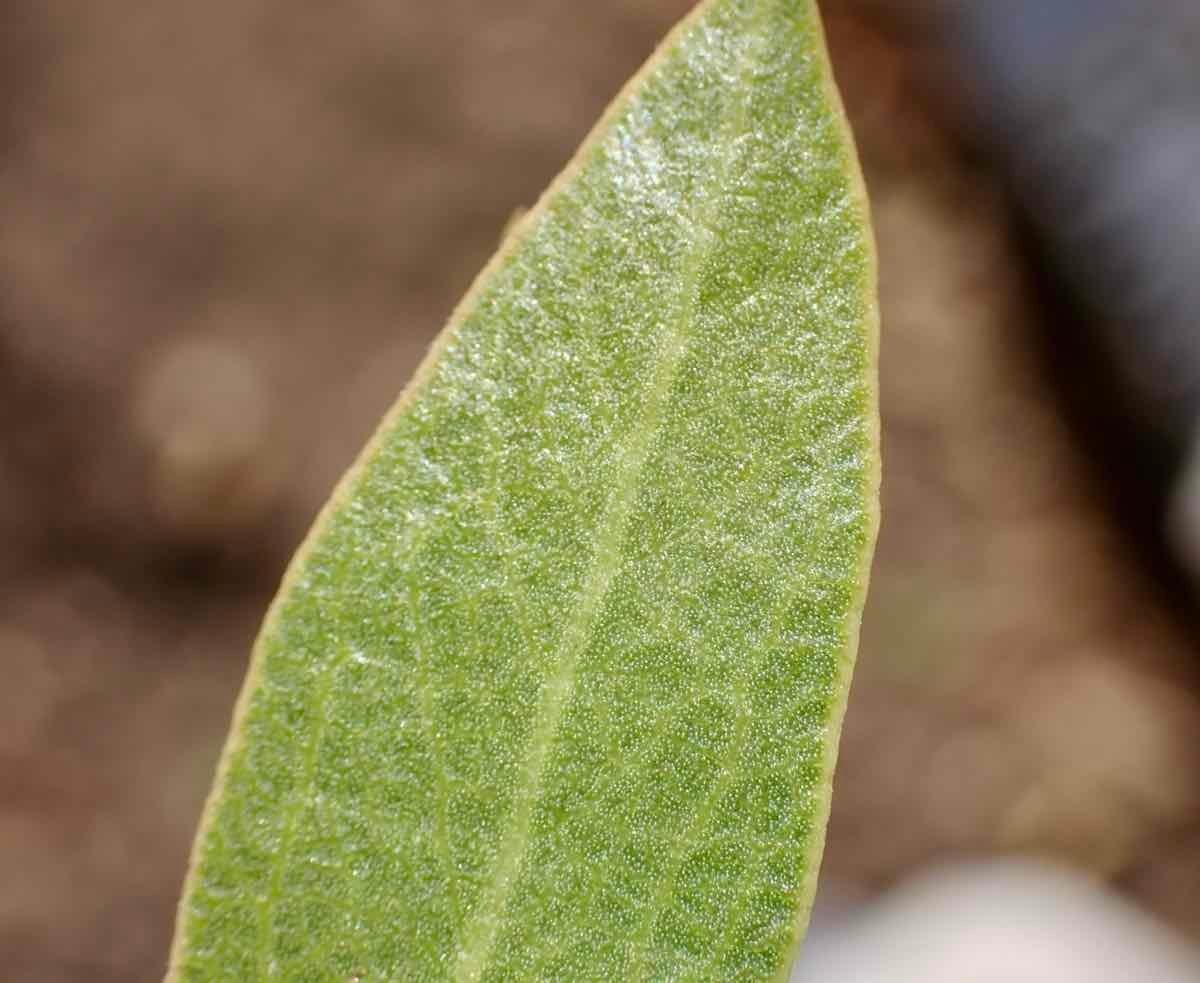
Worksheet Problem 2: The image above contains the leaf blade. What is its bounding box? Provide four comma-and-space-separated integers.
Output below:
169, 0, 879, 980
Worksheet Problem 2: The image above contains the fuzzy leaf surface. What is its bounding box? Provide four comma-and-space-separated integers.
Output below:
169, 0, 878, 979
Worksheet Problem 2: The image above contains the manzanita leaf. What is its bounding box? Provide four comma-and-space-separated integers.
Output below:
167, 0, 878, 980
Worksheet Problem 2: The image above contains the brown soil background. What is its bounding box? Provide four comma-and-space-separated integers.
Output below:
2, 1, 1199, 979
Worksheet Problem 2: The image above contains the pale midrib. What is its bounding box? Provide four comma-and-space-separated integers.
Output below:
622, 1, 771, 974
450, 7, 766, 981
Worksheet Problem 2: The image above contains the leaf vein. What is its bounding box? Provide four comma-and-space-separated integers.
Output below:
450, 4, 766, 977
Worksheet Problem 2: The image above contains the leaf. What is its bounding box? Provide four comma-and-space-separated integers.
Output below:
167, 0, 878, 980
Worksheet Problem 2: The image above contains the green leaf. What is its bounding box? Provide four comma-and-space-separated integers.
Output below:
167, 0, 878, 979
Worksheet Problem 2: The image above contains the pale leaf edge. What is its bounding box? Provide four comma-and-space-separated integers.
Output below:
164, 0, 880, 977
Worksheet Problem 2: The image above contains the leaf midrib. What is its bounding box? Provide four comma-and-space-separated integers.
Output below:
450, 4, 768, 979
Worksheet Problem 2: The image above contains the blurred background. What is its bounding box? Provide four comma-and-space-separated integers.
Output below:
3, 0, 1200, 979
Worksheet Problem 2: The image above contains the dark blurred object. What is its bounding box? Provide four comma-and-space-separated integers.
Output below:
941, 0, 1200, 577
948, 0, 1200, 448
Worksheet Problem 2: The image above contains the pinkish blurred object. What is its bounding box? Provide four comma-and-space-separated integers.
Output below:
791, 859, 1200, 982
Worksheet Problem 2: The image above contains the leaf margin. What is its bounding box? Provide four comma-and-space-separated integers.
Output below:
164, 0, 880, 978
